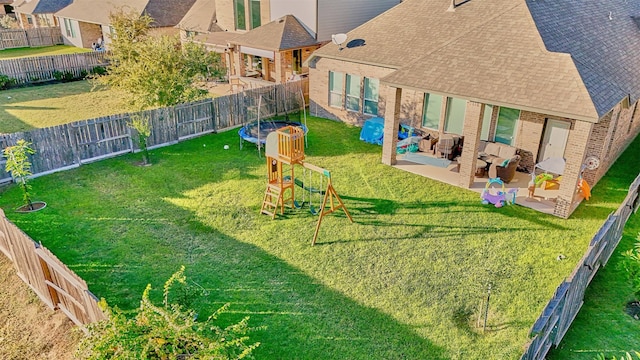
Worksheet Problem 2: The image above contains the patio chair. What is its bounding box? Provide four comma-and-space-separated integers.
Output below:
488, 155, 521, 183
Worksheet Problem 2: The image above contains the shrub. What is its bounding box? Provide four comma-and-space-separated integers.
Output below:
63, 71, 75, 82
0, 15, 17, 29
52, 70, 64, 81
91, 66, 107, 76
128, 114, 152, 165
0, 74, 16, 89
76, 266, 260, 360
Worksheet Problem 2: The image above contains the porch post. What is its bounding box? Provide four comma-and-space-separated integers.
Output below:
553, 120, 592, 218
458, 101, 485, 188
233, 48, 245, 77
382, 87, 402, 165
274, 51, 283, 84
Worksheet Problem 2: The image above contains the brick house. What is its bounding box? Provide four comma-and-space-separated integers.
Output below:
308, 0, 640, 218
54, 0, 196, 50
13, 0, 70, 29
177, 0, 401, 84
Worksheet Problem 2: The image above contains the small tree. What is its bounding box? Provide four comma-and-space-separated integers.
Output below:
76, 266, 260, 359
99, 9, 224, 109
3, 140, 36, 210
129, 114, 152, 165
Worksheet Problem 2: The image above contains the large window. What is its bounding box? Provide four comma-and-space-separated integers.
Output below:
422, 93, 442, 129
250, 0, 261, 29
494, 107, 520, 145
444, 97, 466, 135
480, 104, 493, 141
329, 71, 344, 108
363, 78, 379, 115
345, 74, 361, 111
235, 0, 246, 30
292, 49, 302, 73
63, 18, 75, 38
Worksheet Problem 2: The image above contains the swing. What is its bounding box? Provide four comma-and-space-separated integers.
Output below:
293, 167, 306, 208
309, 171, 325, 216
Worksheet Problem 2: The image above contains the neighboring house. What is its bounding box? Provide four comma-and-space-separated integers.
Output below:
13, 0, 70, 29
308, 0, 640, 218
54, 0, 196, 50
177, 0, 401, 84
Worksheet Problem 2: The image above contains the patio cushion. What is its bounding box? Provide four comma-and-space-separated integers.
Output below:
498, 145, 517, 159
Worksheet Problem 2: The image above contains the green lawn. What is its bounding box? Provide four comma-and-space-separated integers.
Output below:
0, 80, 136, 133
0, 45, 91, 60
0, 117, 638, 359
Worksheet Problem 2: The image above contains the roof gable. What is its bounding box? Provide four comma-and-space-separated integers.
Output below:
230, 15, 318, 51
177, 0, 219, 33
527, 0, 640, 117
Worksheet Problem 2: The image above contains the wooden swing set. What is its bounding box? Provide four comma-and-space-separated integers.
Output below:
260, 126, 353, 245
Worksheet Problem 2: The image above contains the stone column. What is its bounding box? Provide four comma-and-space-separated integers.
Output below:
458, 102, 485, 188
553, 120, 592, 218
382, 87, 402, 165
233, 48, 245, 77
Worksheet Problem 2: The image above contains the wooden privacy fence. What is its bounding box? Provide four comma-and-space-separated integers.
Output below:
0, 208, 105, 326
521, 173, 640, 360
0, 27, 63, 50
0, 79, 305, 183
0, 51, 108, 84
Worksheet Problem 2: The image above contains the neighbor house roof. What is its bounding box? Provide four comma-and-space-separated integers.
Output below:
55, 0, 196, 28
229, 15, 318, 51
14, 0, 71, 14
312, 0, 639, 122
177, 0, 221, 33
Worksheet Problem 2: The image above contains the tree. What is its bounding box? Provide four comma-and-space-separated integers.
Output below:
76, 266, 260, 359
98, 9, 224, 109
3, 140, 36, 210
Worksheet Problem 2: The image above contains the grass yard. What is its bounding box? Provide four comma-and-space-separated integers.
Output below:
0, 45, 91, 60
0, 80, 136, 133
0, 117, 638, 359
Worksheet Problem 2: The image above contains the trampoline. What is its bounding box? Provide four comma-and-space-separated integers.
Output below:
238, 119, 308, 149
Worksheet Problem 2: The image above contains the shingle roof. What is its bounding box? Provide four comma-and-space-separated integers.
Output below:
527, 0, 640, 117
229, 15, 318, 51
312, 0, 637, 122
177, 0, 221, 33
55, 0, 196, 28
15, 0, 71, 14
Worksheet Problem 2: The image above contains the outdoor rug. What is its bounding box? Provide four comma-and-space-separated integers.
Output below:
402, 152, 452, 168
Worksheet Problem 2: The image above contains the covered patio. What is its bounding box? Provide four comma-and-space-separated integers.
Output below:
393, 151, 562, 215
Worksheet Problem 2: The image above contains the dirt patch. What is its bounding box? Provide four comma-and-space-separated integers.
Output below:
0, 255, 78, 360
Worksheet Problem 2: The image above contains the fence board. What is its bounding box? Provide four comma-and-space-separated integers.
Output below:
0, 28, 62, 50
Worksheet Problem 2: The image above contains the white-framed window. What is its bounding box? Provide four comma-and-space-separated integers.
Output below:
63, 18, 76, 38
345, 74, 361, 111
329, 71, 344, 108
422, 93, 442, 129
363, 78, 379, 115
494, 107, 520, 145
444, 97, 466, 135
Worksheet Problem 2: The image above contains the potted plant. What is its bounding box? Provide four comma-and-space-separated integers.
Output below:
3, 139, 46, 212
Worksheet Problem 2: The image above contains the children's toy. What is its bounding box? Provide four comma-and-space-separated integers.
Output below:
261, 127, 353, 245
481, 178, 517, 208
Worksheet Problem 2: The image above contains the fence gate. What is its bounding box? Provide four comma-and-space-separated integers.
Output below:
70, 115, 133, 163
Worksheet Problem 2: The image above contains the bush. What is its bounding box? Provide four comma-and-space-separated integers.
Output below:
52, 70, 64, 81
76, 266, 260, 360
0, 74, 16, 89
91, 66, 107, 76
621, 239, 640, 297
